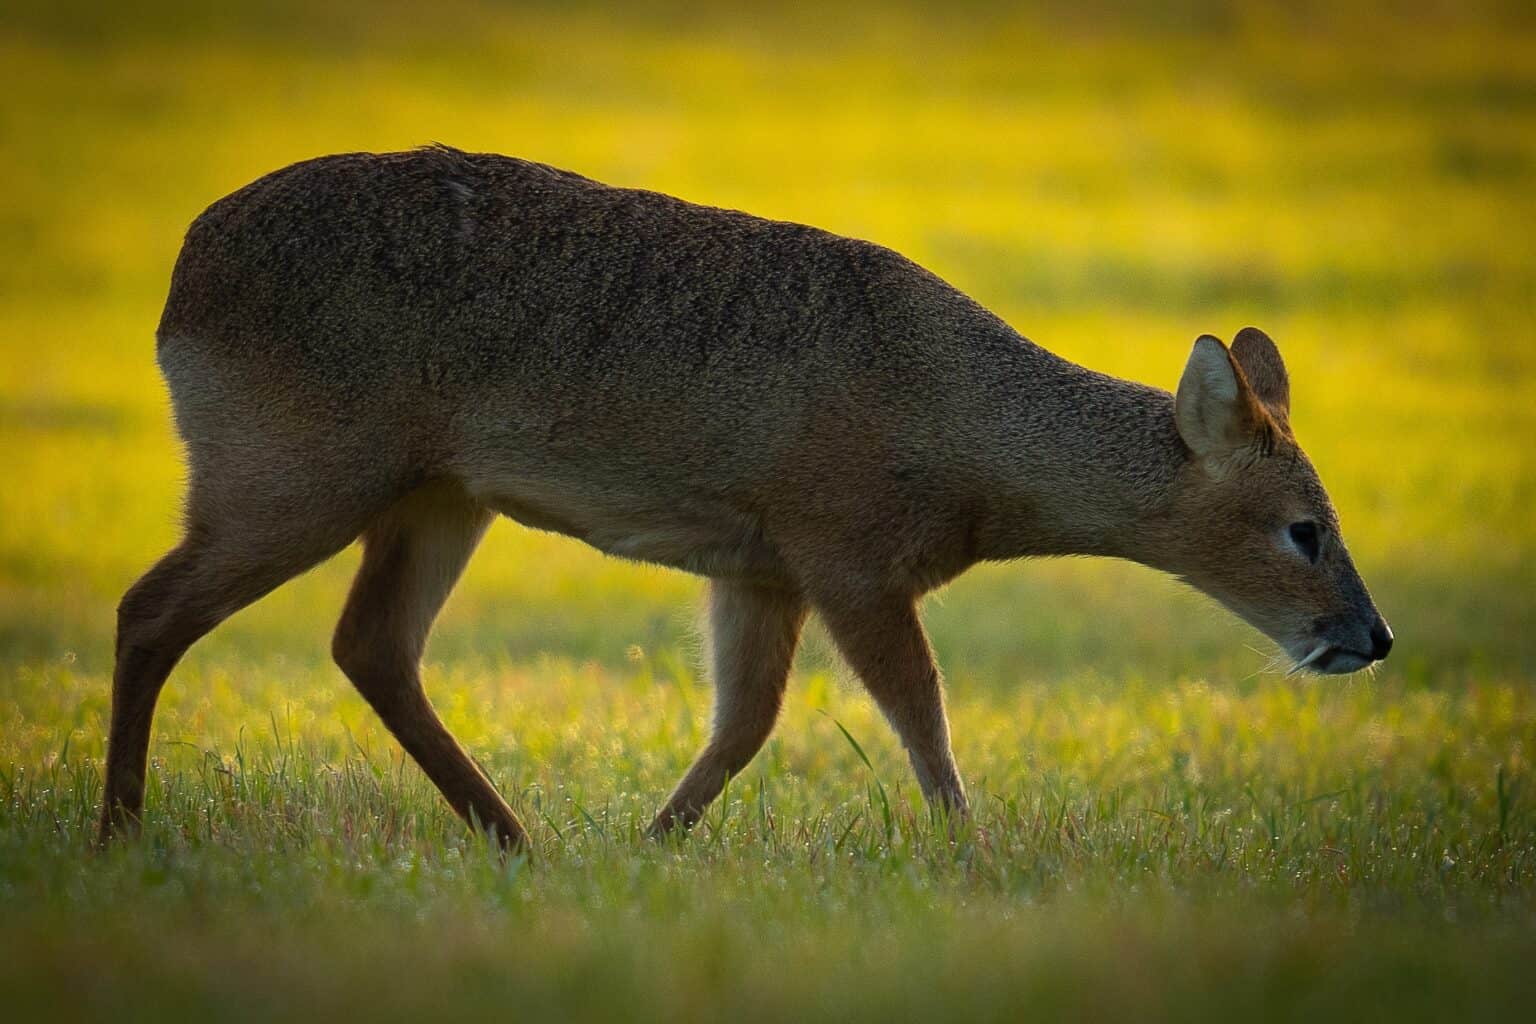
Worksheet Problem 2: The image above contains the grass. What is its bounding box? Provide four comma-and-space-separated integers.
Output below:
2, 0, 1534, 1019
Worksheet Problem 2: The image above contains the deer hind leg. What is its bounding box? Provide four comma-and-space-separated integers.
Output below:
648, 581, 807, 836
99, 504, 371, 845
331, 481, 528, 851
815, 592, 968, 819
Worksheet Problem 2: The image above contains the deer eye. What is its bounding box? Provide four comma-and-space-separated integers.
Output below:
1288, 521, 1321, 564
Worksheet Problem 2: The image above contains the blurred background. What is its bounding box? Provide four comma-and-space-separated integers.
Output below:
2, 0, 1533, 692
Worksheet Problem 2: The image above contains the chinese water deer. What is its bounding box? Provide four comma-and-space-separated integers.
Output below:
99, 146, 1393, 849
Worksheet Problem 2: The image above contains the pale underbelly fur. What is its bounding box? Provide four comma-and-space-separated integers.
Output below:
465, 469, 789, 584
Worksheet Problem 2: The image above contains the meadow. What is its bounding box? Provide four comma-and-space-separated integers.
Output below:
2, 1, 1534, 1019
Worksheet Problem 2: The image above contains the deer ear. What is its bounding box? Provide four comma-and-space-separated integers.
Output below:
1230, 326, 1290, 416
1175, 334, 1264, 460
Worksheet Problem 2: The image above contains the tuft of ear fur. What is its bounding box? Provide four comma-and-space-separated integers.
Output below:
1175, 334, 1268, 463
1230, 326, 1290, 416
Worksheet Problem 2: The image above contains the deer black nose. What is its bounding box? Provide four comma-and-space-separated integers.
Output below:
1369, 620, 1394, 661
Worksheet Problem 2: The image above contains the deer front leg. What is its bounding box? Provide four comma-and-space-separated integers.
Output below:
648, 581, 807, 836
815, 592, 968, 818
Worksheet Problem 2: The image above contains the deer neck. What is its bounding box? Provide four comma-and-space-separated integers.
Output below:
969, 354, 1190, 569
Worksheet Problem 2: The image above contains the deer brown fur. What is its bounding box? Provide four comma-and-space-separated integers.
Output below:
99, 146, 1392, 849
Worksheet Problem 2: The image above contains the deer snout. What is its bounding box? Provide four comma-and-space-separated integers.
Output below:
1294, 609, 1393, 675
1369, 618, 1394, 662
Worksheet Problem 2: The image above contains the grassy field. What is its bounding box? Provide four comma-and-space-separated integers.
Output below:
3, 1, 1535, 1019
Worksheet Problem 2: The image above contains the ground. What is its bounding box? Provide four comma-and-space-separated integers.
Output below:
1, 1, 1534, 1020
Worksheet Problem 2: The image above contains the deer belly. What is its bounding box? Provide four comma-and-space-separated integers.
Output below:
476, 474, 788, 583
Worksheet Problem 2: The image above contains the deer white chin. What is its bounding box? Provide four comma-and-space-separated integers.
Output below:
1287, 642, 1372, 676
